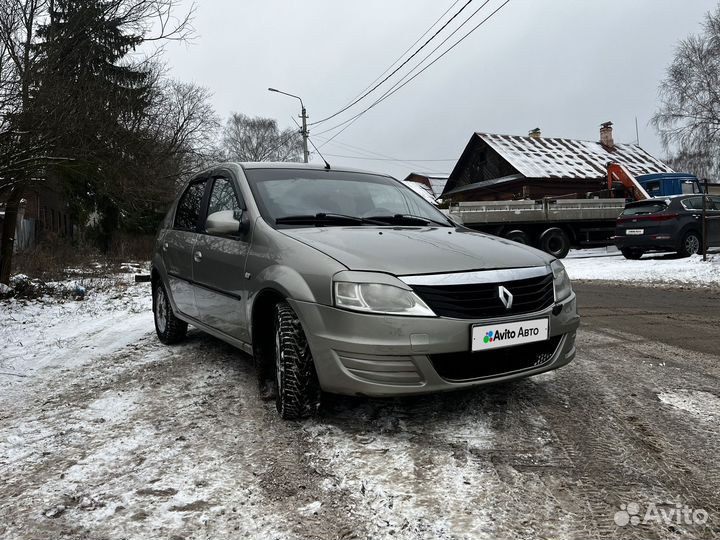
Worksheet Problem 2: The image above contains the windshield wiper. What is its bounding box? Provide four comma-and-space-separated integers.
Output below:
275, 213, 388, 226
363, 213, 451, 227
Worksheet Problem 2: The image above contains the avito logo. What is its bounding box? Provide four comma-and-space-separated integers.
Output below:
483, 326, 540, 345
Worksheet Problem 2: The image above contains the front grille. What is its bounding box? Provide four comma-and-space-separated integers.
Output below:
430, 336, 562, 381
411, 273, 554, 319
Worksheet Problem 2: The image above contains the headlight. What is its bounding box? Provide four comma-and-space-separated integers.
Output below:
551, 260, 572, 302
334, 282, 436, 316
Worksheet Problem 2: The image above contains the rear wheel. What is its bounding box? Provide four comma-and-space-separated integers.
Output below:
678, 231, 701, 258
153, 280, 187, 344
539, 227, 571, 259
621, 248, 644, 260
505, 229, 530, 245
274, 301, 321, 420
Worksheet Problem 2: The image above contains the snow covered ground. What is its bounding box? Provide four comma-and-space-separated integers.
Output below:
0, 270, 152, 384
563, 247, 720, 287
1, 256, 719, 538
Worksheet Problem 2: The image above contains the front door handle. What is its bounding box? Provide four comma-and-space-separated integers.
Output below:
193, 251, 202, 263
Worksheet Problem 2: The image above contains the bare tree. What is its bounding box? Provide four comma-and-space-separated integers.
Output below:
220, 113, 302, 162
652, 5, 720, 178
148, 79, 220, 178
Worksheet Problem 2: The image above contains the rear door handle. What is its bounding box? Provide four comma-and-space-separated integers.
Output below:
193, 251, 202, 262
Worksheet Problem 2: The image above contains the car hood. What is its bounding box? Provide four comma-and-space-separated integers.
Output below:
281, 227, 552, 275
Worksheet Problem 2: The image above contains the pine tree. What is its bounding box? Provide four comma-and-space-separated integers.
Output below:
32, 0, 155, 249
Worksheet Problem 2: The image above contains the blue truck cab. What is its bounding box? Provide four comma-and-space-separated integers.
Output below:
636, 173, 703, 197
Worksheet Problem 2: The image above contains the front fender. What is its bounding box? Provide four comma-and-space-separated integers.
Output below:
251, 264, 320, 304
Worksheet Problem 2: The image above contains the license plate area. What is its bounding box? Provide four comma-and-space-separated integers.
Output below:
626, 229, 644, 235
471, 318, 549, 351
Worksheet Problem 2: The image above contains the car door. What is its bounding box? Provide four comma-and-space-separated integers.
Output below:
162, 177, 208, 318
708, 196, 720, 245
192, 174, 252, 342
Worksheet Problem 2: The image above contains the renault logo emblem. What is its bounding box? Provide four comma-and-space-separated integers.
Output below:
498, 285, 513, 310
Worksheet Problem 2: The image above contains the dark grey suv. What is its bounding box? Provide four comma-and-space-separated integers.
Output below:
614, 195, 720, 259
151, 163, 579, 419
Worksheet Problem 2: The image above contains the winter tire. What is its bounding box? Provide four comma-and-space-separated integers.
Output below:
678, 231, 701, 258
153, 280, 188, 344
274, 301, 321, 420
539, 227, 571, 259
621, 248, 644, 260
505, 229, 530, 245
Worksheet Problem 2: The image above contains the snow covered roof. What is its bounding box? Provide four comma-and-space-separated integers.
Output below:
476, 132, 673, 179
404, 173, 449, 198
428, 176, 449, 197
402, 180, 438, 204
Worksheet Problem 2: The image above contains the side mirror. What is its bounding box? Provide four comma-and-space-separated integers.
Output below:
206, 210, 242, 235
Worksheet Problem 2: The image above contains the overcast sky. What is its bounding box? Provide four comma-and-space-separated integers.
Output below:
163, 0, 716, 179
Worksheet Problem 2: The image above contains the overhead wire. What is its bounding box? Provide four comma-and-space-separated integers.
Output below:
342, 0, 463, 106
314, 0, 495, 138
314, 0, 510, 142
311, 134, 449, 174
323, 153, 456, 162
308, 0, 476, 126
313, 0, 495, 143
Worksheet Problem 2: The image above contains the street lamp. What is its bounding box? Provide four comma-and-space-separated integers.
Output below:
268, 87, 309, 163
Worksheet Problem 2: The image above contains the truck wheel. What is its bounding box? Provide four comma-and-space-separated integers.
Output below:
539, 227, 571, 259
505, 229, 530, 245
153, 280, 188, 344
621, 248, 644, 260
274, 301, 321, 420
678, 231, 701, 257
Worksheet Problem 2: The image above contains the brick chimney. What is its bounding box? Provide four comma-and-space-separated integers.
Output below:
600, 121, 614, 148
529, 127, 541, 139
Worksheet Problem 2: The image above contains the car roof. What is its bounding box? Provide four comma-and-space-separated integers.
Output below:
625, 194, 708, 208
236, 161, 392, 177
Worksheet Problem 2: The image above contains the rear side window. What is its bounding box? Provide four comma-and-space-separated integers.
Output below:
174, 180, 206, 230
681, 196, 717, 211
621, 202, 667, 216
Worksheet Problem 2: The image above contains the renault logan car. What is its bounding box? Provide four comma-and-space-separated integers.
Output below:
151, 163, 579, 419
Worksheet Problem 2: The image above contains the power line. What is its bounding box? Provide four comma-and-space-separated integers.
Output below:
309, 0, 476, 127
314, 0, 510, 141
313, 134, 447, 174
324, 153, 456, 162
344, 0, 463, 106
315, 0, 495, 138
314, 0, 494, 140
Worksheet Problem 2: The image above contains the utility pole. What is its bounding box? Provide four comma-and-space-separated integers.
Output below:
268, 87, 309, 163
300, 103, 309, 164
702, 178, 708, 261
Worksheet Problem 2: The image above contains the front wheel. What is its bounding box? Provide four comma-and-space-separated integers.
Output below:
678, 231, 701, 258
153, 280, 187, 344
274, 302, 321, 419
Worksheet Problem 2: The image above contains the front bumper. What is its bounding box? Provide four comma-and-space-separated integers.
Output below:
288, 293, 580, 396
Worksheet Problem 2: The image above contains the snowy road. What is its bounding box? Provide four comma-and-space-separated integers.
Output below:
1, 278, 719, 539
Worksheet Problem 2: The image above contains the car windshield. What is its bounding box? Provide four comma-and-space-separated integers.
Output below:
621, 202, 668, 216
244, 168, 452, 227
